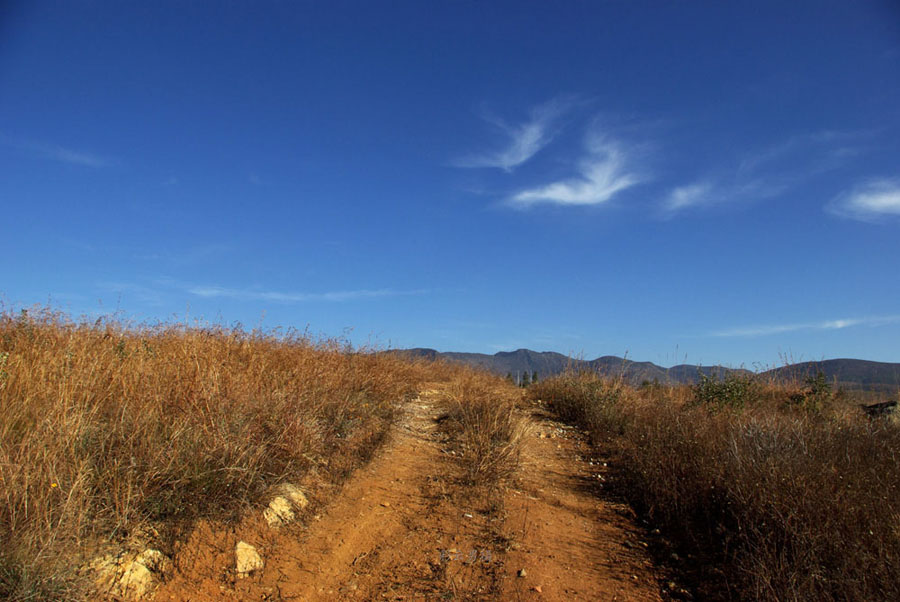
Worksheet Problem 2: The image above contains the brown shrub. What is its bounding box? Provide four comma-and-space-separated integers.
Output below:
532, 370, 900, 601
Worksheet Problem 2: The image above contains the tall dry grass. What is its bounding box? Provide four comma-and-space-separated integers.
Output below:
0, 306, 435, 599
531, 370, 900, 601
435, 372, 526, 487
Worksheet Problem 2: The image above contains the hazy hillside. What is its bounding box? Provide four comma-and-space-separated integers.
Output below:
394, 348, 744, 386
764, 359, 900, 393
394, 348, 900, 392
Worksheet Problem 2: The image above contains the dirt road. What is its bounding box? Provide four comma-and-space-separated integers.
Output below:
499, 403, 663, 601
153, 389, 662, 601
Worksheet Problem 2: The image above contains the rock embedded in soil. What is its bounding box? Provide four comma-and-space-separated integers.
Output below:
91, 548, 172, 600
263, 483, 309, 527
275, 483, 309, 509
264, 495, 296, 526
235, 541, 264, 577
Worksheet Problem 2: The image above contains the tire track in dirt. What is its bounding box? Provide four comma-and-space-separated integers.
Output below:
153, 389, 663, 600
155, 387, 502, 600
497, 404, 663, 601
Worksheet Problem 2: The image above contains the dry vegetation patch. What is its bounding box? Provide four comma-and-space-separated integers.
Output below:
0, 306, 436, 600
531, 370, 900, 601
433, 372, 527, 488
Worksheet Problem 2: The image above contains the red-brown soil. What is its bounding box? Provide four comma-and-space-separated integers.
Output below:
499, 404, 662, 601
151, 389, 663, 601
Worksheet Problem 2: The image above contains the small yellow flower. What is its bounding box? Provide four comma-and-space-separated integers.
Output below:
51, 483, 58, 488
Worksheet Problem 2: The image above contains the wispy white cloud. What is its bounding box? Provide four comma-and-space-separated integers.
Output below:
710, 314, 900, 338
661, 177, 787, 216
1, 134, 112, 167
827, 178, 900, 222
39, 145, 110, 167
664, 182, 714, 211
508, 135, 640, 208
188, 286, 427, 303
664, 129, 873, 216
455, 98, 574, 172
133, 244, 231, 266
737, 130, 867, 176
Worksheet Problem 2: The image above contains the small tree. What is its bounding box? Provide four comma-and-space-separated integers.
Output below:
531, 370, 538, 384
520, 371, 530, 387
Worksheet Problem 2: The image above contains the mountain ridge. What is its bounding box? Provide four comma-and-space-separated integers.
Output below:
390, 348, 900, 392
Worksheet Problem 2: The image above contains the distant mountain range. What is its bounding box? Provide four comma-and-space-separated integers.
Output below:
392, 348, 900, 392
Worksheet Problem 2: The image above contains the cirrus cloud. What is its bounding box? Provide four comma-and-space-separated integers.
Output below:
188, 286, 428, 303
508, 132, 641, 208
710, 314, 900, 338
828, 178, 900, 222
454, 97, 575, 172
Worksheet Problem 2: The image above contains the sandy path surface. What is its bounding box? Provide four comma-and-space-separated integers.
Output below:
152, 389, 662, 601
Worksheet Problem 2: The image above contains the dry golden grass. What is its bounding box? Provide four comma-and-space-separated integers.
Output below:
0, 306, 447, 599
532, 370, 900, 601
434, 371, 526, 487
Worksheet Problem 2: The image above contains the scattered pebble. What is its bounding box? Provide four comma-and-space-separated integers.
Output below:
517, 568, 527, 578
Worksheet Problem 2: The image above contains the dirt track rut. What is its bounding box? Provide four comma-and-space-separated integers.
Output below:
153, 389, 662, 601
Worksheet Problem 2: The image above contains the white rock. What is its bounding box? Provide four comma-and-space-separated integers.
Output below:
263, 484, 309, 527
118, 561, 156, 598
275, 483, 309, 510
92, 549, 171, 600
264, 496, 296, 527
235, 541, 264, 577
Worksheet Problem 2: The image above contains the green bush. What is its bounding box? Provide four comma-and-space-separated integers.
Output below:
788, 370, 833, 413
693, 372, 760, 409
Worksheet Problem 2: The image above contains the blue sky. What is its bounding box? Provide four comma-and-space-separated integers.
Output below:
2, 1, 899, 368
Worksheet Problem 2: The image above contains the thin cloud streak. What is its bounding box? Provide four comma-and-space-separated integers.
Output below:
661, 178, 786, 215
455, 98, 574, 172
737, 129, 868, 176
188, 286, 428, 303
1, 135, 112, 167
828, 178, 900, 221
710, 315, 900, 338
664, 182, 714, 211
664, 129, 872, 216
40, 145, 110, 167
